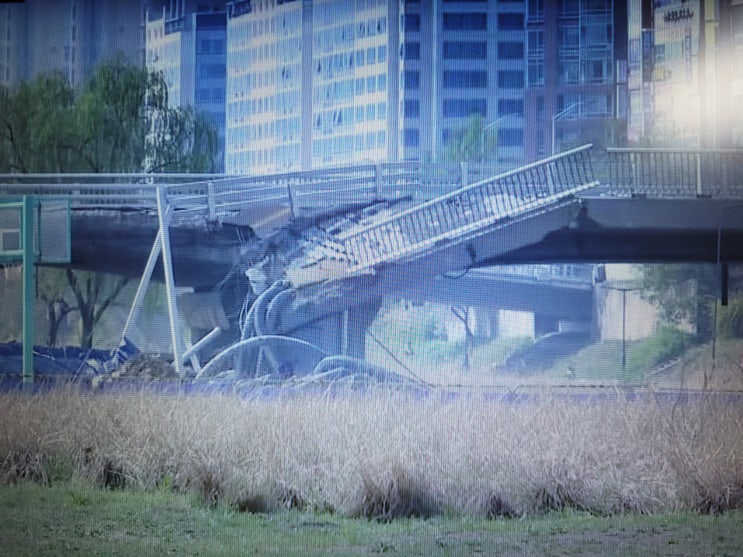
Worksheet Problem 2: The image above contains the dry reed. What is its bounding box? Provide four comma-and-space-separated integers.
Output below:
0, 385, 742, 518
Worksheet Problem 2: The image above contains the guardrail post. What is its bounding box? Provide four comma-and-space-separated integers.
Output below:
696, 153, 702, 196
460, 162, 468, 187
631, 153, 638, 194
286, 180, 297, 220
374, 163, 382, 200
207, 181, 216, 221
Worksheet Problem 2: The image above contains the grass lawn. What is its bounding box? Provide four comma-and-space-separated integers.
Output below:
1, 481, 742, 556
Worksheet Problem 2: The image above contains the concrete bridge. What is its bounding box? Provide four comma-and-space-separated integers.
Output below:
2, 145, 743, 379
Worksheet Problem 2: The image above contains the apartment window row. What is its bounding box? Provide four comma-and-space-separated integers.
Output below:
314, 23, 356, 51
404, 128, 419, 148
313, 102, 387, 130
198, 63, 226, 79
498, 13, 524, 31
498, 70, 524, 89
443, 70, 487, 89
197, 87, 225, 103
315, 131, 385, 157
557, 58, 613, 84
354, 74, 388, 95
404, 70, 419, 89
231, 145, 301, 172
442, 98, 486, 118
498, 41, 524, 60
197, 38, 225, 54
230, 92, 302, 119
498, 128, 524, 147
443, 12, 487, 31
443, 41, 486, 60
404, 13, 420, 32
354, 45, 388, 66
229, 118, 301, 145
404, 99, 420, 118
403, 41, 420, 60
315, 79, 355, 103
228, 90, 300, 120
498, 99, 524, 116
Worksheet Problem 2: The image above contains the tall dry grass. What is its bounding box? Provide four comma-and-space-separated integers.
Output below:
1, 386, 742, 518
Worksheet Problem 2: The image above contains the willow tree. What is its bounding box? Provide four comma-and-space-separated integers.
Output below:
0, 59, 218, 348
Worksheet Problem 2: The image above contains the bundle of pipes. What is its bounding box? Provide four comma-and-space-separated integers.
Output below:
195, 280, 406, 385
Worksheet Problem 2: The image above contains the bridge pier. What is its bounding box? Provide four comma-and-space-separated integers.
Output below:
291, 300, 381, 362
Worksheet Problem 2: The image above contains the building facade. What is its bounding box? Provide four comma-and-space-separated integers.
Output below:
146, 1, 228, 169
0, 0, 142, 90
400, 0, 527, 167
626, 0, 743, 148
524, 0, 627, 158
225, 0, 399, 174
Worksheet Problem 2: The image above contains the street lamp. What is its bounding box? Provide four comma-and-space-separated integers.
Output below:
607, 284, 640, 373
551, 101, 584, 156
480, 112, 522, 163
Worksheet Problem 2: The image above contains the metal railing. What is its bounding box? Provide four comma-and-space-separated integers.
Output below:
338, 145, 597, 273
605, 147, 743, 198
475, 264, 595, 284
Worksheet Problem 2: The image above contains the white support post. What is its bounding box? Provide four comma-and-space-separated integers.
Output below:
181, 326, 222, 369
156, 187, 185, 377
120, 226, 163, 345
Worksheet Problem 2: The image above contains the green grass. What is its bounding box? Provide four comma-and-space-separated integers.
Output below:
1, 481, 742, 556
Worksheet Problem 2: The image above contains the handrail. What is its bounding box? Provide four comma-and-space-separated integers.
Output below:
339, 145, 597, 273
604, 148, 743, 198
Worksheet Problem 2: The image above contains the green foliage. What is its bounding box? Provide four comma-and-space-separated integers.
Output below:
639, 264, 718, 340
625, 326, 693, 379
0, 60, 218, 347
443, 113, 496, 163
717, 294, 743, 339
0, 58, 218, 174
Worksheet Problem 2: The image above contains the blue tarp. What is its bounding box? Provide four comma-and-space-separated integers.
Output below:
0, 338, 139, 379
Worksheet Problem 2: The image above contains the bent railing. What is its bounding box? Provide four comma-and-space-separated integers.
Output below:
338, 144, 597, 273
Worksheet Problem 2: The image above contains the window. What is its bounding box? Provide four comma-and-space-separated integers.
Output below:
558, 25, 580, 50
404, 70, 420, 89
443, 41, 487, 59
367, 47, 376, 64
528, 0, 544, 19
404, 13, 421, 32
528, 61, 544, 85
378, 45, 387, 62
404, 42, 420, 60
443, 13, 487, 31
498, 14, 524, 31
497, 128, 523, 147
404, 128, 419, 147
498, 99, 524, 116
498, 13, 523, 31
443, 70, 487, 88
404, 99, 420, 118
498, 41, 524, 59
442, 98, 486, 118
497, 70, 524, 89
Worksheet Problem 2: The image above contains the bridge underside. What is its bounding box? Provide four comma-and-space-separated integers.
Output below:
486, 198, 743, 264
400, 273, 594, 321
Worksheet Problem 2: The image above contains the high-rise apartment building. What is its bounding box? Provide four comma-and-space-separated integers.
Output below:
225, 0, 399, 174
400, 0, 527, 166
146, 1, 228, 170
627, 0, 743, 148
0, 3, 24, 90
524, 0, 627, 158
1, 0, 142, 90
